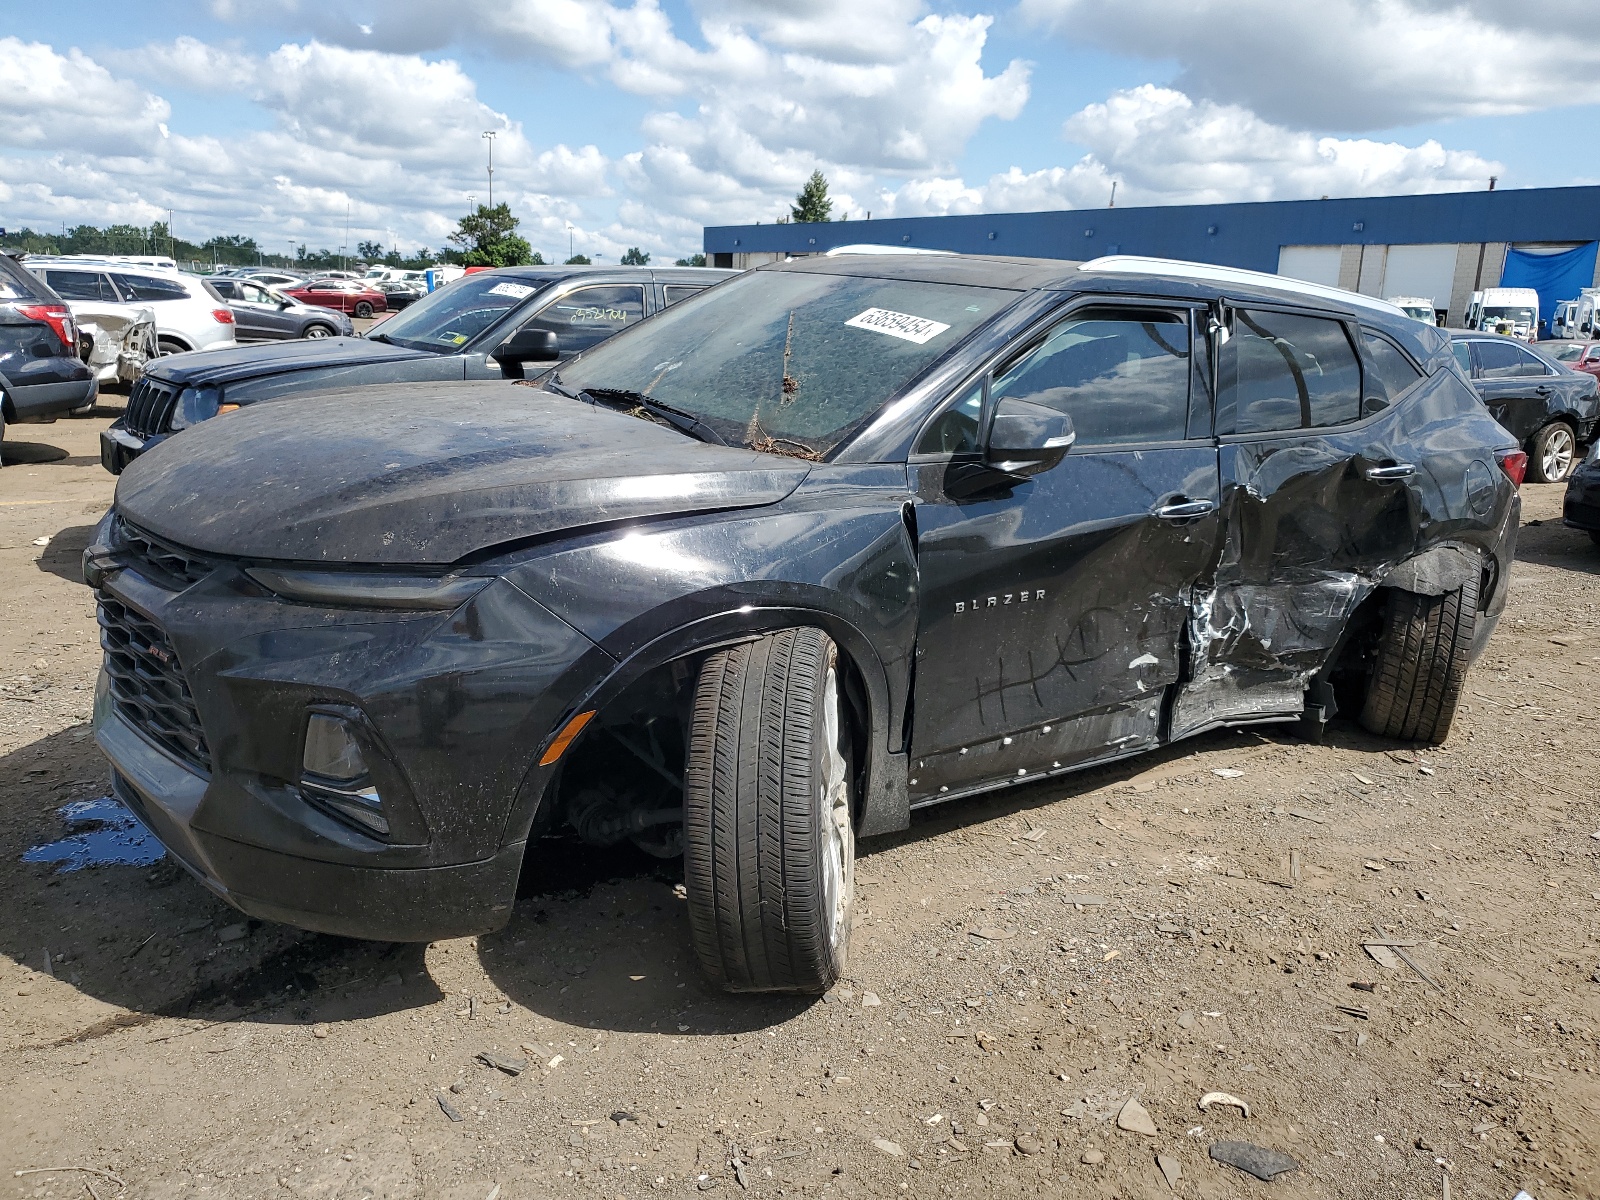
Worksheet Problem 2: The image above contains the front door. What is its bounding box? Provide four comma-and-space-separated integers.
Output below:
1171, 304, 1421, 737
909, 301, 1221, 802
235, 281, 296, 339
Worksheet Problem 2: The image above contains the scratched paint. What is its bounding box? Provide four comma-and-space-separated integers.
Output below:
22, 797, 165, 872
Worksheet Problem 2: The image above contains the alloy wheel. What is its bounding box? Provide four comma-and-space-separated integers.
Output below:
1542, 425, 1575, 481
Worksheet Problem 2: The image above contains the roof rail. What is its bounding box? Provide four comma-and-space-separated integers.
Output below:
823, 243, 958, 258
1080, 255, 1408, 319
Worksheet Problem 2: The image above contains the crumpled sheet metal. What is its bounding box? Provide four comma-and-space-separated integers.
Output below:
1171, 572, 1372, 739
75, 304, 157, 384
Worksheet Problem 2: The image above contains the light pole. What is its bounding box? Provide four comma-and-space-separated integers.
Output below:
482, 131, 497, 208
567, 222, 574, 262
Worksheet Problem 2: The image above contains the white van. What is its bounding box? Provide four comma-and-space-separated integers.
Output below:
1553, 299, 1580, 340
1387, 296, 1437, 324
1472, 287, 1541, 341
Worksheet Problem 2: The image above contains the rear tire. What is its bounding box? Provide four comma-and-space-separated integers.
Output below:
354, 302, 374, 319
1359, 574, 1479, 745
156, 337, 189, 357
683, 628, 854, 994
1528, 421, 1576, 483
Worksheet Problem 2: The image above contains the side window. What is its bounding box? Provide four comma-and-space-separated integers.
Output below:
1514, 347, 1551, 377
209, 279, 240, 299
1223, 309, 1360, 433
1475, 340, 1522, 379
1361, 331, 1424, 411
521, 285, 646, 353
663, 285, 705, 307
241, 283, 277, 303
915, 381, 985, 457
1451, 342, 1473, 376
45, 270, 107, 301
987, 308, 1191, 447
111, 274, 190, 302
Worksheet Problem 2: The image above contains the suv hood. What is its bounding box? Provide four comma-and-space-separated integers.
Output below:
144, 335, 432, 387
114, 381, 811, 565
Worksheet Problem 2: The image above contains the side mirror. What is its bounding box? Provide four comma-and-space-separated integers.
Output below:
277, 299, 293, 310
985, 397, 1075, 477
492, 328, 560, 378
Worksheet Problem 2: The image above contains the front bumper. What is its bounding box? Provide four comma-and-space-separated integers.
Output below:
90, 539, 611, 942
100, 423, 159, 474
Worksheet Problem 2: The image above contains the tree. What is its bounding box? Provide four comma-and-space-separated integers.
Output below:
447, 203, 534, 267
790, 170, 833, 223
620, 247, 650, 266
675, 253, 707, 267
565, 254, 592, 265
357, 239, 384, 261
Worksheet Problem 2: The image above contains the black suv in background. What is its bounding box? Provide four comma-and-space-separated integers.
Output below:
89, 253, 1521, 995
1448, 332, 1599, 482
99, 264, 735, 473
0, 252, 96, 452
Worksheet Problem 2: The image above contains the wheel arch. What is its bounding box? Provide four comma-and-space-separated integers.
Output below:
499, 602, 910, 853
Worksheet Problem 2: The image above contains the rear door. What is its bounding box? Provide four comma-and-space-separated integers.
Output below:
1170, 304, 1419, 737
1469, 338, 1546, 441
908, 297, 1221, 801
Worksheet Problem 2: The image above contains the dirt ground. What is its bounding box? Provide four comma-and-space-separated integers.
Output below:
1, 405, 1596, 1200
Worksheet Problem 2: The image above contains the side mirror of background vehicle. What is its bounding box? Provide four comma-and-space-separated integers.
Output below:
986, 397, 1075, 477
278, 299, 293, 310
492, 328, 560, 379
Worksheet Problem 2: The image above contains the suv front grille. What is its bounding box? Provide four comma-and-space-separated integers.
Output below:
124, 376, 181, 438
113, 517, 218, 590
98, 597, 211, 773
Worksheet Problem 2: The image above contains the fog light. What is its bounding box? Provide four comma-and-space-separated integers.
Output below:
301, 712, 388, 836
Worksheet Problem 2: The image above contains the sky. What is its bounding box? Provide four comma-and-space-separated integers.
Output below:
3, 0, 1598, 264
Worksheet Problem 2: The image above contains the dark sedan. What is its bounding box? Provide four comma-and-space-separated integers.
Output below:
206, 277, 354, 341
99, 265, 736, 473
1449, 332, 1600, 482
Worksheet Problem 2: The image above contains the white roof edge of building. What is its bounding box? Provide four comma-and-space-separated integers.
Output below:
823, 243, 959, 257
1080, 254, 1409, 320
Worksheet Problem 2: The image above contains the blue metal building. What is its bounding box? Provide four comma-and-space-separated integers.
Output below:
704, 186, 1600, 329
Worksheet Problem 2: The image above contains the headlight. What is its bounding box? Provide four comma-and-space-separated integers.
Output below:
166, 384, 223, 431
245, 567, 489, 610
301, 711, 388, 837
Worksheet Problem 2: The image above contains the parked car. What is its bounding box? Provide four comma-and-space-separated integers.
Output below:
74, 303, 158, 387
1550, 341, 1600, 378
281, 278, 388, 318
24, 258, 238, 356
206, 277, 353, 341
86, 252, 1522, 991
372, 279, 424, 310
98, 265, 735, 473
1387, 295, 1437, 324
1449, 331, 1599, 481
234, 270, 306, 289
1563, 442, 1600, 546
0, 252, 96, 449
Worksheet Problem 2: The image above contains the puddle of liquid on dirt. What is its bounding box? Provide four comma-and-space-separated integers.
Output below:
22, 797, 166, 872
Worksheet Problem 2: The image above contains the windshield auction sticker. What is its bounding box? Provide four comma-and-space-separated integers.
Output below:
844, 308, 951, 345
486, 282, 536, 300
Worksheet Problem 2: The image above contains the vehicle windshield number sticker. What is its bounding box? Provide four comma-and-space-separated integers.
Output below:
845, 307, 951, 345
486, 282, 535, 300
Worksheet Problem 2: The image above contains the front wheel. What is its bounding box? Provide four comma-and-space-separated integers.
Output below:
353, 301, 374, 318
1359, 574, 1479, 745
303, 324, 335, 339
1528, 422, 1576, 483
683, 628, 854, 994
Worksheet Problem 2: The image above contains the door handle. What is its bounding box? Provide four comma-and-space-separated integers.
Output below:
1154, 498, 1217, 521
1535, 385, 1552, 395
1365, 463, 1416, 481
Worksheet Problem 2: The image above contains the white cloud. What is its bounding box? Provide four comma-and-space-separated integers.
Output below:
1018, 0, 1600, 131
0, 38, 171, 155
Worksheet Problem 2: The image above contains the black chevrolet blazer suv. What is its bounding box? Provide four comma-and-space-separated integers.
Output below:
85, 253, 1522, 994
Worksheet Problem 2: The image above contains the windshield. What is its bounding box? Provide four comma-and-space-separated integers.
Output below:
1483, 306, 1535, 325
1402, 306, 1433, 321
366, 274, 546, 352
555, 269, 1020, 456
1555, 344, 1584, 361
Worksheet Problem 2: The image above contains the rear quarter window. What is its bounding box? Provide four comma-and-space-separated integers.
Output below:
1361, 330, 1425, 411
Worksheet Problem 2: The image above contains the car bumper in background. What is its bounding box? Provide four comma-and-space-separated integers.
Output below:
1563, 465, 1600, 531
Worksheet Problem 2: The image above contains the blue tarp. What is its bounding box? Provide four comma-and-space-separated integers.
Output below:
1499, 242, 1599, 332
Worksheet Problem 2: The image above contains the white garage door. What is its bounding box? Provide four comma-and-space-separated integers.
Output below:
1378, 244, 1459, 308
1277, 245, 1343, 287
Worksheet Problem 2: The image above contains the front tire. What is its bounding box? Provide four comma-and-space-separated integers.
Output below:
683, 628, 854, 994
1528, 422, 1576, 483
304, 323, 335, 339
1359, 574, 1479, 745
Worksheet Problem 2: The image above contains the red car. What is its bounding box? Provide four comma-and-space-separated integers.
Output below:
1552, 341, 1600, 379
282, 278, 388, 318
